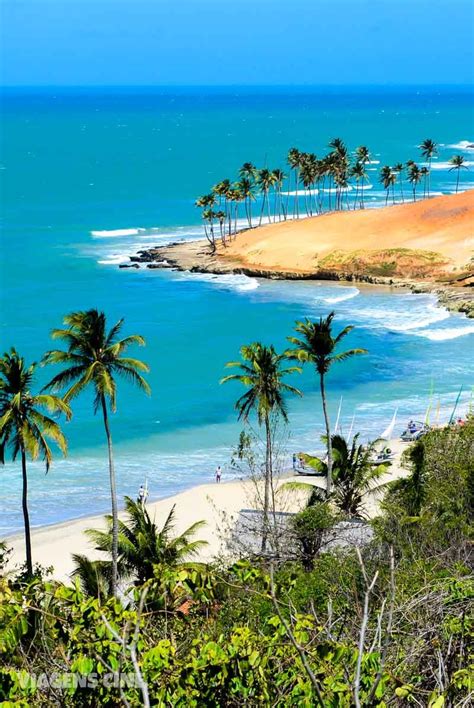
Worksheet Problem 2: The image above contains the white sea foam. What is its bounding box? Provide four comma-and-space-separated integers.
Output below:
366, 159, 380, 165
354, 302, 450, 333
177, 271, 260, 292
91, 228, 147, 238
322, 186, 353, 193
318, 287, 360, 304
281, 189, 319, 196
98, 254, 131, 265
411, 325, 474, 341
446, 140, 474, 151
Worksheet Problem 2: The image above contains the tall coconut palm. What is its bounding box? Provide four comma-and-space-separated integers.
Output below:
288, 314, 367, 496
237, 176, 255, 229
407, 163, 422, 202
213, 179, 231, 234
449, 154, 469, 193
257, 168, 276, 226
353, 146, 371, 209
287, 147, 302, 219
272, 168, 286, 221
420, 166, 429, 199
392, 163, 405, 203
419, 138, 437, 196
221, 343, 301, 552
0, 349, 70, 576
84, 496, 207, 585
215, 210, 227, 246
350, 162, 365, 210
355, 145, 370, 166
380, 165, 393, 205
42, 310, 150, 596
328, 139, 349, 211
196, 194, 217, 250
202, 208, 217, 252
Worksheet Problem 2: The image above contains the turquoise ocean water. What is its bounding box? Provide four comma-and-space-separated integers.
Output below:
1, 86, 473, 535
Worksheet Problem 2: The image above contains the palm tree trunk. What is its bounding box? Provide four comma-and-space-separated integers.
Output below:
320, 374, 333, 497
285, 173, 291, 220
21, 447, 33, 577
295, 169, 300, 219
101, 395, 118, 596
261, 414, 272, 553
259, 192, 266, 227
456, 170, 460, 193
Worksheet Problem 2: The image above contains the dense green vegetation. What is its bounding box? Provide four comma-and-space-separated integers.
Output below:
194, 138, 470, 250
0, 422, 472, 706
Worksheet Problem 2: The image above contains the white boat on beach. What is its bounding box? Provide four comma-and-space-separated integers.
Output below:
400, 420, 430, 442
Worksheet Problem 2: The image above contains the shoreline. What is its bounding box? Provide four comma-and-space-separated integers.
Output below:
7, 441, 409, 581
121, 192, 474, 318
126, 238, 474, 318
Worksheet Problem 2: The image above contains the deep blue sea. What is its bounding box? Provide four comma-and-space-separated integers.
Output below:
1, 86, 473, 535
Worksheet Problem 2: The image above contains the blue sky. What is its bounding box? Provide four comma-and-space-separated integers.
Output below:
1, 0, 473, 86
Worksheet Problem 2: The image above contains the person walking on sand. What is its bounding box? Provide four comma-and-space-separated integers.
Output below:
292, 453, 297, 471
137, 484, 148, 506
215, 465, 222, 483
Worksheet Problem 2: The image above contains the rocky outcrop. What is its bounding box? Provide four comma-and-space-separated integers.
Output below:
121, 240, 474, 318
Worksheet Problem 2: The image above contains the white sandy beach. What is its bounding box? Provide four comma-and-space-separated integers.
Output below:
6, 440, 409, 582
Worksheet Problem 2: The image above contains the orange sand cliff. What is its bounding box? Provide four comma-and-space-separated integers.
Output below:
221, 190, 474, 278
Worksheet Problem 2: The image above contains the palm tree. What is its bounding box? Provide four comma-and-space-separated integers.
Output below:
202, 209, 217, 252
355, 145, 370, 166
221, 343, 301, 552
407, 163, 422, 202
196, 194, 217, 250
84, 496, 207, 585
288, 314, 367, 496
328, 140, 349, 211
350, 162, 367, 210
42, 310, 150, 596
256, 168, 276, 226
284, 434, 389, 518
419, 138, 438, 196
0, 349, 70, 576
231, 187, 245, 236
380, 165, 393, 205
392, 163, 405, 203
71, 554, 112, 597
420, 166, 429, 199
272, 168, 286, 221
237, 176, 255, 229
449, 155, 468, 193
287, 147, 301, 219
213, 179, 231, 235
215, 210, 227, 246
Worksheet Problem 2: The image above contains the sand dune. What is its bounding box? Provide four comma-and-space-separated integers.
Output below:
221, 191, 474, 278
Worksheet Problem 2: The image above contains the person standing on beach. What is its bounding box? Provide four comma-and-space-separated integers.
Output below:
137, 484, 148, 506
292, 453, 297, 471
215, 465, 222, 483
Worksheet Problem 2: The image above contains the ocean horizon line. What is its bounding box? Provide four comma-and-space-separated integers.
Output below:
2, 83, 474, 94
